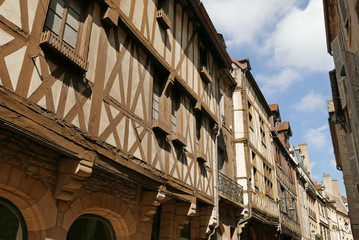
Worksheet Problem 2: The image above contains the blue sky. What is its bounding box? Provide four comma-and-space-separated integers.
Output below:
204, 0, 347, 196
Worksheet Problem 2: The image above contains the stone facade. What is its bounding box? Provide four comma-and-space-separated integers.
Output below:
323, 0, 359, 238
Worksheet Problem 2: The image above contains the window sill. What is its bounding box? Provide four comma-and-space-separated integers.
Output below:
152, 119, 171, 135
40, 31, 88, 72
200, 66, 212, 84
195, 150, 207, 163
171, 132, 186, 147
157, 9, 171, 29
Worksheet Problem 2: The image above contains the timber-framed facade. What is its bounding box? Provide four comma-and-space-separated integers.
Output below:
0, 0, 244, 239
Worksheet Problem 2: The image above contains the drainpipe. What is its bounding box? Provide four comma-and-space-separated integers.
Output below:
208, 72, 226, 240
236, 66, 253, 240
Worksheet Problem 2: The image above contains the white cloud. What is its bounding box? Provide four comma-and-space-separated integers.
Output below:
262, 0, 333, 71
255, 68, 300, 96
204, 0, 296, 46
304, 124, 329, 149
294, 91, 326, 112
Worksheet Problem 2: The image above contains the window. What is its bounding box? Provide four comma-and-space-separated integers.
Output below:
44, 0, 83, 48
264, 163, 273, 197
253, 167, 259, 189
171, 90, 180, 132
42, 0, 90, 70
248, 101, 253, 130
0, 197, 27, 240
260, 117, 266, 146
153, 79, 161, 121
291, 198, 297, 222
275, 147, 280, 165
200, 45, 207, 69
220, 94, 225, 126
281, 186, 287, 214
67, 214, 115, 240
288, 163, 293, 182
196, 113, 201, 152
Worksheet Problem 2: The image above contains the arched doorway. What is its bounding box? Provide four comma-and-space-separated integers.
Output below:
0, 197, 27, 240
67, 214, 115, 240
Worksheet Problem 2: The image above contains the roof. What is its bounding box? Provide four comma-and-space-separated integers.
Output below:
325, 191, 348, 214
189, 0, 232, 69
277, 121, 292, 136
231, 57, 272, 117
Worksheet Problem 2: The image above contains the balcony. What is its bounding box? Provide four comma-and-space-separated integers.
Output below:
218, 172, 243, 205
40, 31, 88, 71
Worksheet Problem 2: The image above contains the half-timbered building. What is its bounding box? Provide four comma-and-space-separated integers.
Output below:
0, 0, 243, 239
270, 104, 301, 240
232, 58, 280, 239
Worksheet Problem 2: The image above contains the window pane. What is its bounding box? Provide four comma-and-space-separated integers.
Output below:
49, 0, 65, 16
66, 7, 80, 30
63, 24, 77, 47
45, 9, 62, 35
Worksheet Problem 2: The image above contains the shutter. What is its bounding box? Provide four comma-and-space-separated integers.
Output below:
344, 51, 359, 125
331, 37, 347, 108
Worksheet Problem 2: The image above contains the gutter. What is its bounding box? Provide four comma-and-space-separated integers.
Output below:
208, 71, 228, 239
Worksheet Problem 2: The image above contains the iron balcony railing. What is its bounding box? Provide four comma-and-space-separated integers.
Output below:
218, 172, 243, 204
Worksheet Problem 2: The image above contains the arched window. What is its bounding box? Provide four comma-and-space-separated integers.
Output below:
67, 214, 115, 240
0, 197, 27, 240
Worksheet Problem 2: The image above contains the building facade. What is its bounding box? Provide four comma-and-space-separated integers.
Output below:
270, 105, 301, 240
232, 58, 280, 240
0, 0, 244, 239
323, 0, 359, 238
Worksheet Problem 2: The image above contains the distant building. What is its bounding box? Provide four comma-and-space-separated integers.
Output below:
323, 0, 359, 238
319, 174, 353, 240
270, 104, 301, 240
232, 58, 280, 239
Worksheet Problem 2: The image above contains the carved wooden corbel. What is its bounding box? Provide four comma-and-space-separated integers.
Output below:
140, 186, 166, 221
54, 158, 93, 201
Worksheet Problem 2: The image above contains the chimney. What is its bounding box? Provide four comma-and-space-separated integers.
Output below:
322, 173, 333, 195
332, 178, 341, 197
298, 143, 311, 177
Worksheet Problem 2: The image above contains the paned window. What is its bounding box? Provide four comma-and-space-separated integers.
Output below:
281, 186, 287, 214
248, 101, 253, 130
44, 0, 83, 48
152, 79, 161, 120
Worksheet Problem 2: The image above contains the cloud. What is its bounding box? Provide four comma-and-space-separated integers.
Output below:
312, 174, 319, 181
294, 91, 326, 112
204, 0, 297, 46
304, 124, 329, 149
255, 68, 301, 96
263, 0, 333, 71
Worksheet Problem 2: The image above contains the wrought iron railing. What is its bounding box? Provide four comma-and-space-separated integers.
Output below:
218, 172, 243, 204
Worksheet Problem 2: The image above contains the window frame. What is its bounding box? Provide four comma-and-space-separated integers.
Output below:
0, 197, 28, 240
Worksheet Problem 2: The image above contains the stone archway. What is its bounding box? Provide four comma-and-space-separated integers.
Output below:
62, 192, 137, 240
0, 163, 57, 239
